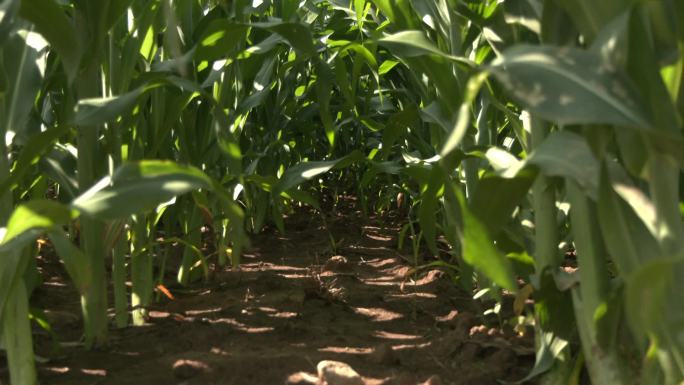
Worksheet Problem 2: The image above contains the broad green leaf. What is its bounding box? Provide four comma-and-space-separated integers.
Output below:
378, 30, 474, 68
418, 167, 443, 255
316, 60, 335, 147
359, 161, 402, 188
272, 151, 365, 196
341, 43, 378, 70
370, 0, 416, 28
625, 11, 684, 169
103, 0, 135, 34
625, 258, 677, 339
455, 188, 517, 291
74, 86, 152, 126
0, 201, 74, 317
378, 59, 399, 75
194, 20, 249, 61
540, 0, 577, 45
243, 34, 285, 56
75, 0, 133, 49
0, 248, 25, 340
207, 180, 247, 267
354, 0, 367, 27
597, 164, 660, 275
489, 45, 652, 128
511, 330, 569, 384
72, 160, 212, 220
503, 0, 542, 34
74, 76, 206, 126
0, 0, 19, 44
1, 32, 43, 140
554, 0, 632, 43
47, 229, 91, 293
440, 72, 489, 157
282, 189, 320, 210
39, 146, 79, 199
252, 22, 316, 58
526, 131, 600, 199
382, 107, 419, 160
0, 125, 70, 193
470, 167, 537, 237
1, 200, 73, 246
19, 0, 81, 81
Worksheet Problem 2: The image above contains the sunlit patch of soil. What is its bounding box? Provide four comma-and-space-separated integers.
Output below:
1, 207, 535, 385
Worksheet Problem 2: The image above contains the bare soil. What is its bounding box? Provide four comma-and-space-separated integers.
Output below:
1, 207, 535, 385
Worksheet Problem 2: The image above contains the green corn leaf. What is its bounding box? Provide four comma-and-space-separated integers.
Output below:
103, 0, 135, 35
316, 60, 336, 147
273, 151, 365, 196
597, 164, 660, 274
525, 131, 600, 199
503, 0, 542, 34
47, 228, 91, 294
72, 160, 212, 220
0, 125, 70, 193
418, 167, 444, 255
194, 20, 249, 61
252, 21, 316, 58
378, 30, 474, 68
489, 44, 652, 128
19, 0, 81, 81
1, 31, 43, 141
0, 200, 73, 247
625, 257, 678, 340
370, 0, 416, 28
0, 0, 19, 45
74, 86, 157, 127
511, 330, 570, 384
39, 146, 79, 199
0, 200, 72, 318
74, 76, 208, 127
378, 59, 399, 75
470, 166, 537, 237
440, 72, 489, 157
454, 187, 517, 291
281, 189, 320, 210
540, 0, 578, 45
554, 0, 631, 43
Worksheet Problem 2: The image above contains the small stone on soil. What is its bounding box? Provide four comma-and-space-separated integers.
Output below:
317, 360, 364, 385
323, 256, 353, 273
172, 359, 210, 379
421, 375, 442, 385
286, 371, 319, 385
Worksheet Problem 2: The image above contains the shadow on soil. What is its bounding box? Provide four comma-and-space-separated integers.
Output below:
1, 206, 535, 385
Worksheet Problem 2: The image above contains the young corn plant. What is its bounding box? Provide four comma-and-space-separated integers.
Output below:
1, 1, 683, 384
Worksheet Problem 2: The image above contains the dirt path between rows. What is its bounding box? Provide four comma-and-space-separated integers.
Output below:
3, 208, 535, 385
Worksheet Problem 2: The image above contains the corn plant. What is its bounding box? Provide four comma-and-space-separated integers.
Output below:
0, 1, 683, 384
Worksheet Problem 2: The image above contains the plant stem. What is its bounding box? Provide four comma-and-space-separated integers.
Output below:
131, 215, 152, 325
526, 113, 560, 272
76, 52, 109, 349
0, 134, 37, 385
2, 273, 37, 385
112, 234, 128, 328
567, 180, 630, 385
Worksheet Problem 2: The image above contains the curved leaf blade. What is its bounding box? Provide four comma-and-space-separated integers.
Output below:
490, 45, 652, 128
72, 161, 212, 220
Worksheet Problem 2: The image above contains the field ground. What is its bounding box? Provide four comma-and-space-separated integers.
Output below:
2, 207, 535, 385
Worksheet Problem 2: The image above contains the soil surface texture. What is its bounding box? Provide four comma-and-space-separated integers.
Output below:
1, 207, 535, 385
